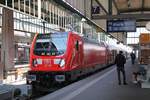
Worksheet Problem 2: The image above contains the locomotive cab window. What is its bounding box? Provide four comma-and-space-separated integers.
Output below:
34, 33, 68, 56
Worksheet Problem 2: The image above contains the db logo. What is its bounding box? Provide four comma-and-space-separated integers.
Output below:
44, 59, 51, 65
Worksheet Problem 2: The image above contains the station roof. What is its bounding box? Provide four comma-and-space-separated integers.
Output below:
112, 0, 150, 46
114, 0, 150, 14
94, 0, 150, 27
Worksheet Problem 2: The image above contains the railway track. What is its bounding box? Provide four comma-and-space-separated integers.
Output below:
31, 64, 113, 99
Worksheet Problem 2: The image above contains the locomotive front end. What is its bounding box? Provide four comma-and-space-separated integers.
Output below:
27, 32, 70, 89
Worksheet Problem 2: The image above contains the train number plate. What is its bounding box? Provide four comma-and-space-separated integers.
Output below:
27, 75, 36, 81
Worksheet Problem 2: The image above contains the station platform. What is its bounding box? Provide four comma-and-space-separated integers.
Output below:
38, 60, 150, 100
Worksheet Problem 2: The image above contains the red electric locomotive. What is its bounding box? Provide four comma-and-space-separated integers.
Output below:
27, 31, 111, 90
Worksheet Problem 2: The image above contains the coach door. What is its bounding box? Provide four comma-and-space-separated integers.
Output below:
71, 36, 83, 68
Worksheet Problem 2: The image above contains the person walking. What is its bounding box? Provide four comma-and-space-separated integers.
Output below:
130, 52, 136, 65
115, 51, 127, 85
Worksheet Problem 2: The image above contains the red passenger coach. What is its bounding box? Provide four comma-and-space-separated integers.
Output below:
27, 31, 110, 90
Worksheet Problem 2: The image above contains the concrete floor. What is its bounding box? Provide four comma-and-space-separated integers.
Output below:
38, 60, 150, 100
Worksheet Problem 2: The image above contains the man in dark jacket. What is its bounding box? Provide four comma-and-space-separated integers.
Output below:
130, 52, 136, 65
115, 51, 127, 85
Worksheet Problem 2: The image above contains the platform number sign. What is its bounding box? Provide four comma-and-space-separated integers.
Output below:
91, 0, 103, 19
92, 6, 100, 14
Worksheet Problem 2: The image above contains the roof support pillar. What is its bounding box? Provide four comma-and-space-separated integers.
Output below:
38, 0, 41, 19
1, 8, 14, 80
109, 0, 112, 15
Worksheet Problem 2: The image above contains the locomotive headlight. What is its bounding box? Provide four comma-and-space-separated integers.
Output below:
54, 59, 61, 64
54, 59, 65, 67
59, 59, 65, 67
32, 59, 42, 67
33, 59, 37, 67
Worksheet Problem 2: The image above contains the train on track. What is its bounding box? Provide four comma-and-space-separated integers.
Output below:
27, 31, 122, 91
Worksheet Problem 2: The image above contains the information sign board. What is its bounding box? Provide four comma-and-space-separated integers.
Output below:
107, 20, 136, 32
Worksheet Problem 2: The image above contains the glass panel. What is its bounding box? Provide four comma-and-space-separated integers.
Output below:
20, 0, 24, 12
34, 32, 68, 56
25, 0, 29, 13
127, 27, 150, 44
7, 0, 12, 7
34, 0, 38, 17
127, 38, 139, 44
15, 46, 30, 65
41, 0, 44, 20
49, 2, 51, 24
0, 0, 5, 5
54, 5, 56, 25
14, 0, 19, 10
127, 27, 150, 37
29, 0, 34, 16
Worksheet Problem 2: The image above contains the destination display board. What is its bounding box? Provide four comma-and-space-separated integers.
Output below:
37, 34, 52, 39
107, 20, 136, 32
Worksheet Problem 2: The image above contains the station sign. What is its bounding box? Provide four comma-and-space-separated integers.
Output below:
107, 20, 136, 32
92, 6, 100, 14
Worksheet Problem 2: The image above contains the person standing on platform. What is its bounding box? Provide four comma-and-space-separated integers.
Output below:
130, 52, 136, 65
115, 51, 127, 85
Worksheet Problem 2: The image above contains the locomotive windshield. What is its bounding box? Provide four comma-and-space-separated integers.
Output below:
34, 32, 68, 56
